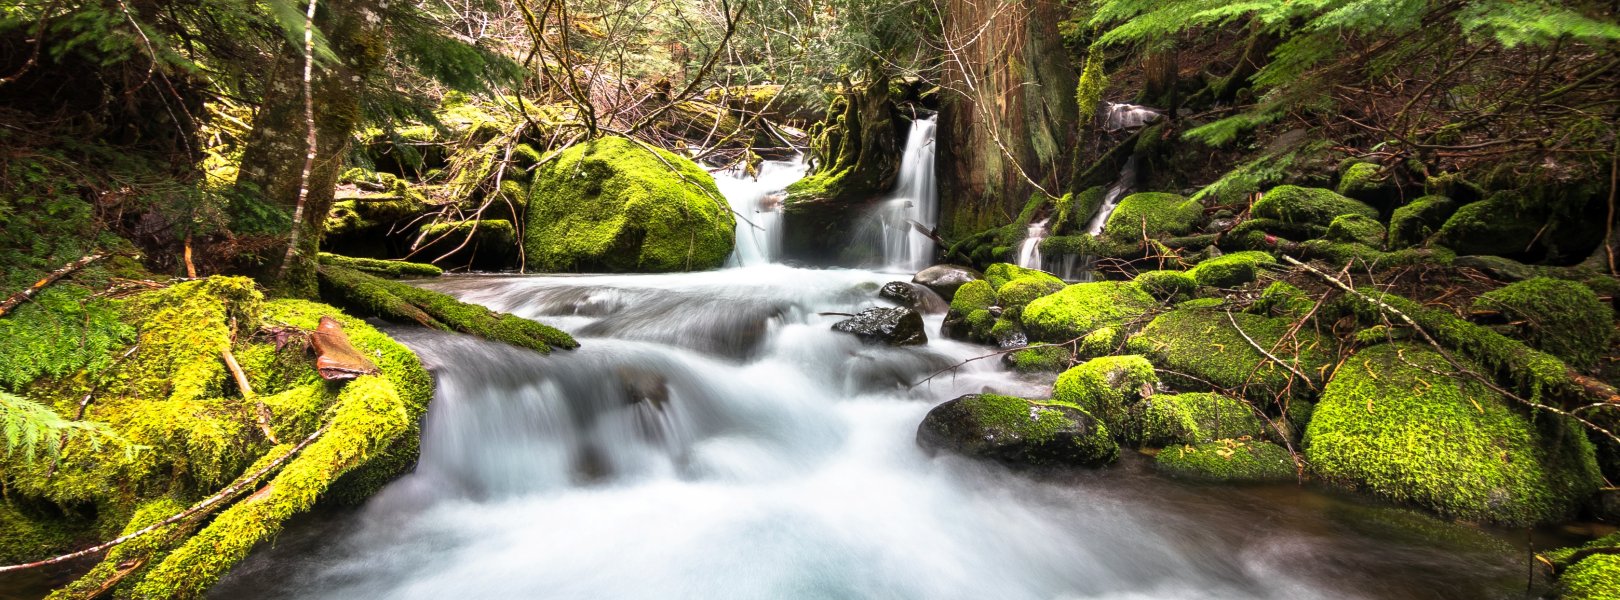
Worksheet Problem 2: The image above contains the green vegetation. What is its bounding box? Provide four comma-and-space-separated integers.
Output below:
1472, 278, 1611, 369
1133, 393, 1265, 447
1251, 186, 1379, 226
1006, 344, 1074, 373
1387, 196, 1457, 249
1023, 282, 1160, 342
1102, 193, 1202, 241
1132, 270, 1197, 301
1187, 251, 1277, 288
1156, 439, 1295, 482
1324, 214, 1386, 247
318, 253, 443, 279
1127, 306, 1333, 404
1052, 355, 1159, 431
317, 265, 577, 353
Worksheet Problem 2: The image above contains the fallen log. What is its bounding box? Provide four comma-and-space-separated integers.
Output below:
309, 316, 380, 381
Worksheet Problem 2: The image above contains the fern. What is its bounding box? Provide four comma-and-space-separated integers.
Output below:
0, 391, 113, 465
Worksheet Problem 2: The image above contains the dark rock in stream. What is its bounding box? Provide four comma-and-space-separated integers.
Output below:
832, 307, 928, 346
879, 281, 948, 314
917, 394, 1117, 467
912, 264, 983, 301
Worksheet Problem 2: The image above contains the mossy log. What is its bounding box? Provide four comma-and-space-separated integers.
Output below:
316, 264, 577, 353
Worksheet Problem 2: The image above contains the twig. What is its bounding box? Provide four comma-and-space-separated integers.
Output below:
221, 346, 279, 444
0, 253, 108, 318
1226, 310, 1318, 391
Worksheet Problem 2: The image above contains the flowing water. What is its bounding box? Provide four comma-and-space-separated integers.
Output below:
717, 158, 808, 268
1015, 219, 1049, 270
853, 117, 939, 271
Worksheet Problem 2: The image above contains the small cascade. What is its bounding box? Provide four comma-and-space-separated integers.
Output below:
1015, 219, 1049, 270
1102, 103, 1162, 132
713, 158, 809, 267
1083, 156, 1140, 236
856, 116, 938, 272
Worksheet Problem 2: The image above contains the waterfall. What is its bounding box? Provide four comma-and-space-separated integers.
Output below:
855, 116, 938, 272
1102, 103, 1162, 132
1083, 156, 1140, 237
714, 158, 808, 267
1015, 219, 1048, 270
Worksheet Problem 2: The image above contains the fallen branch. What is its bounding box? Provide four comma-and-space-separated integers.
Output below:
0, 253, 107, 318
1225, 310, 1318, 392
222, 346, 279, 444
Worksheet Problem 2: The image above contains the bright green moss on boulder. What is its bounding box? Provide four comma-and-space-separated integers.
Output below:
1102, 192, 1202, 240
1253, 186, 1379, 226
1156, 439, 1295, 482
1560, 555, 1620, 599
943, 279, 998, 342
1188, 250, 1276, 287
1325, 214, 1387, 247
1127, 306, 1333, 404
1052, 355, 1159, 430
1304, 343, 1600, 524
1473, 278, 1611, 370
1335, 162, 1383, 200
1022, 281, 1159, 342
318, 253, 442, 278
915, 394, 1118, 466
997, 276, 1065, 318
1005, 344, 1073, 373
1132, 392, 1265, 447
526, 136, 735, 272
1253, 282, 1314, 318
1387, 195, 1457, 249
984, 263, 1063, 291
1433, 194, 1543, 257
1133, 270, 1197, 301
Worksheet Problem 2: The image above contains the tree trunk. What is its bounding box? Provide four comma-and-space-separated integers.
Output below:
236, 0, 385, 298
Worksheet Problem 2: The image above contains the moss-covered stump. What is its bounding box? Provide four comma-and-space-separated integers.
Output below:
1387, 195, 1457, 249
318, 253, 442, 279
1304, 343, 1600, 524
1156, 439, 1295, 482
1127, 306, 1334, 404
1052, 355, 1159, 432
1101, 192, 1202, 241
1187, 250, 1277, 288
1132, 392, 1266, 447
525, 136, 734, 272
915, 394, 1118, 467
1022, 281, 1159, 343
317, 265, 577, 353
1252, 186, 1379, 226
1472, 278, 1611, 370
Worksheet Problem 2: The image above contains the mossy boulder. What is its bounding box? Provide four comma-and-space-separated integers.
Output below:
1102, 192, 1202, 240
915, 394, 1118, 467
526, 136, 735, 272
1304, 343, 1601, 524
1187, 250, 1277, 288
1560, 554, 1620, 599
941, 279, 997, 343
1132, 392, 1266, 447
1052, 355, 1159, 431
317, 253, 442, 279
1473, 278, 1611, 370
1335, 161, 1389, 204
1253, 186, 1379, 226
1387, 195, 1457, 249
1156, 439, 1295, 482
1325, 214, 1387, 247
1433, 194, 1543, 259
1133, 270, 1197, 301
1022, 281, 1159, 343
1253, 281, 1315, 318
1127, 306, 1334, 404
1003, 344, 1073, 373
996, 276, 1066, 319
984, 262, 1063, 291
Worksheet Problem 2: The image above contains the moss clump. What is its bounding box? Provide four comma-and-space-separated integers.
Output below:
1228, 217, 1326, 242
526, 136, 734, 272
0, 285, 134, 391
1335, 162, 1383, 200
917, 394, 1118, 466
1325, 214, 1387, 247
943, 279, 999, 343
1387, 195, 1457, 249
1299, 239, 1454, 268
1433, 194, 1544, 258
1022, 281, 1160, 342
1006, 344, 1073, 373
1187, 250, 1277, 288
1102, 192, 1202, 240
122, 277, 263, 403
1156, 439, 1295, 482
984, 263, 1063, 291
1127, 306, 1333, 404
997, 276, 1066, 319
1252, 281, 1314, 318
1252, 185, 1379, 226
1132, 392, 1265, 447
1052, 355, 1159, 430
317, 264, 577, 353
0, 503, 81, 564
1076, 326, 1121, 358
318, 253, 442, 279
1304, 343, 1600, 524
1560, 554, 1620, 599
1133, 270, 1197, 301
1473, 278, 1612, 370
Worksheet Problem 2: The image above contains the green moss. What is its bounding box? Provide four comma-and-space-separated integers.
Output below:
1133, 270, 1197, 301
1304, 343, 1600, 524
984, 263, 1063, 291
950, 279, 997, 313
936, 394, 1119, 466
420, 219, 516, 246
1007, 344, 1073, 373
1433, 194, 1544, 257
1473, 278, 1612, 370
1387, 195, 1457, 249
1187, 250, 1277, 288
1076, 326, 1121, 358
1560, 554, 1620, 599
1252, 185, 1379, 225
1325, 214, 1387, 247
1228, 217, 1326, 242
1133, 392, 1265, 447
1335, 162, 1383, 200
0, 502, 81, 563
1052, 355, 1159, 431
1298, 238, 1454, 268
1022, 281, 1160, 343
0, 285, 135, 392
1156, 439, 1295, 482
1253, 281, 1315, 318
963, 394, 1077, 444
996, 276, 1065, 318
318, 253, 442, 279
317, 265, 577, 353
526, 136, 734, 272
1102, 192, 1202, 241
122, 277, 263, 404
1127, 306, 1333, 404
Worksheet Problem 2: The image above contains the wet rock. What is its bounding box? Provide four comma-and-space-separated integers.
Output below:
912, 264, 983, 301
832, 307, 927, 346
916, 394, 1117, 467
879, 281, 948, 314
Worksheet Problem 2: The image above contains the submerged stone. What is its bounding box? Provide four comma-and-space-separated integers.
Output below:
832, 307, 927, 346
916, 394, 1117, 467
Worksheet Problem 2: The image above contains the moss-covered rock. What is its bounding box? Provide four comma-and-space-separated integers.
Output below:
915, 394, 1118, 467
1433, 194, 1544, 258
526, 136, 734, 272
1133, 270, 1197, 301
1325, 214, 1387, 247
1156, 439, 1295, 482
1003, 344, 1073, 373
1022, 281, 1159, 342
941, 279, 998, 343
1052, 355, 1159, 431
1560, 554, 1620, 599
1335, 161, 1387, 204
1304, 343, 1600, 524
1187, 250, 1277, 288
1102, 192, 1202, 240
1298, 238, 1455, 268
1132, 392, 1265, 447
317, 253, 442, 278
1227, 217, 1326, 243
1253, 186, 1379, 226
1252, 281, 1315, 318
1387, 195, 1457, 249
1473, 278, 1612, 370
984, 262, 1063, 291
1127, 306, 1334, 404
996, 275, 1066, 319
